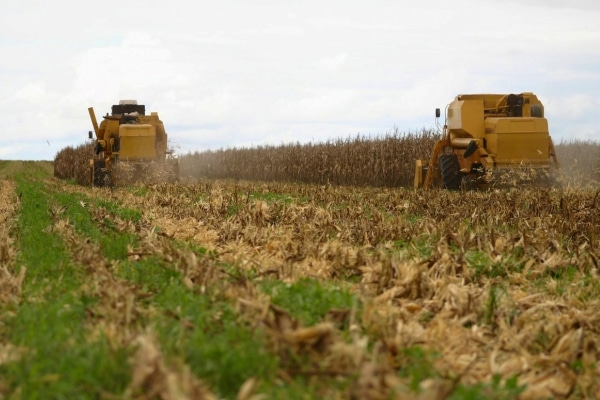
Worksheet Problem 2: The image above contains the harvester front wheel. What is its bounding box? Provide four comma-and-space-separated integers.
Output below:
92, 160, 110, 187
439, 154, 462, 190
461, 174, 478, 191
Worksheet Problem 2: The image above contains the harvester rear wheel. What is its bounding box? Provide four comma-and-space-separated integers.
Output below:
439, 154, 462, 190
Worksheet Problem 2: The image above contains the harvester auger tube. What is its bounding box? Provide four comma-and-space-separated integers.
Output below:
88, 107, 99, 138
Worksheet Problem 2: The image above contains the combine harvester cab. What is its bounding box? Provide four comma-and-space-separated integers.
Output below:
414, 92, 560, 190
88, 100, 179, 187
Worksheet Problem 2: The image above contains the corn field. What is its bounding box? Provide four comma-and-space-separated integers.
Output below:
54, 129, 600, 188
176, 131, 599, 188
53, 142, 93, 185
180, 128, 439, 187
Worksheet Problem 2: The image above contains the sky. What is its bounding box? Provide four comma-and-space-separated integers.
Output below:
1, 0, 599, 160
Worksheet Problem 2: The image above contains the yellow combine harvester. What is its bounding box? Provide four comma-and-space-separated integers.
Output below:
414, 92, 560, 190
88, 100, 179, 186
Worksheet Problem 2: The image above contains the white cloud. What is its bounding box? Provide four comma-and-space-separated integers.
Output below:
319, 53, 348, 72
0, 0, 599, 160
545, 94, 599, 120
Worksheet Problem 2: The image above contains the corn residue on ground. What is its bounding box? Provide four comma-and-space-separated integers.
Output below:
2, 159, 600, 399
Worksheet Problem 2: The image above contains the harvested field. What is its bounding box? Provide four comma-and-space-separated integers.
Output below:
2, 159, 600, 398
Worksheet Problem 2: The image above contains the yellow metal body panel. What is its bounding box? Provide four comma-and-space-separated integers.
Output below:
485, 118, 550, 165
99, 118, 120, 143
493, 133, 549, 166
447, 99, 484, 138
447, 93, 552, 167
138, 113, 167, 156
118, 124, 157, 160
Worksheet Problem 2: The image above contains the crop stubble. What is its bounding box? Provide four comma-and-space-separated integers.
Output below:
49, 177, 600, 399
0, 179, 26, 367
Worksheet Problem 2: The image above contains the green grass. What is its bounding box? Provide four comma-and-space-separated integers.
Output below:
449, 374, 525, 399
250, 190, 296, 204
116, 243, 282, 396
466, 251, 510, 280
4, 164, 282, 399
96, 198, 142, 224
260, 278, 357, 327
465, 250, 525, 281
393, 237, 433, 258
4, 300, 130, 398
13, 177, 82, 294
397, 346, 441, 391
0, 173, 131, 398
119, 258, 279, 398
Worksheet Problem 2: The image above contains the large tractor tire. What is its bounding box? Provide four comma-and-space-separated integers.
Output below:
92, 159, 110, 187
461, 174, 478, 191
439, 154, 462, 190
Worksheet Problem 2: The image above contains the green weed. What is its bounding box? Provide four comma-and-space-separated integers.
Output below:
397, 346, 440, 392
260, 278, 357, 327
449, 374, 525, 399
